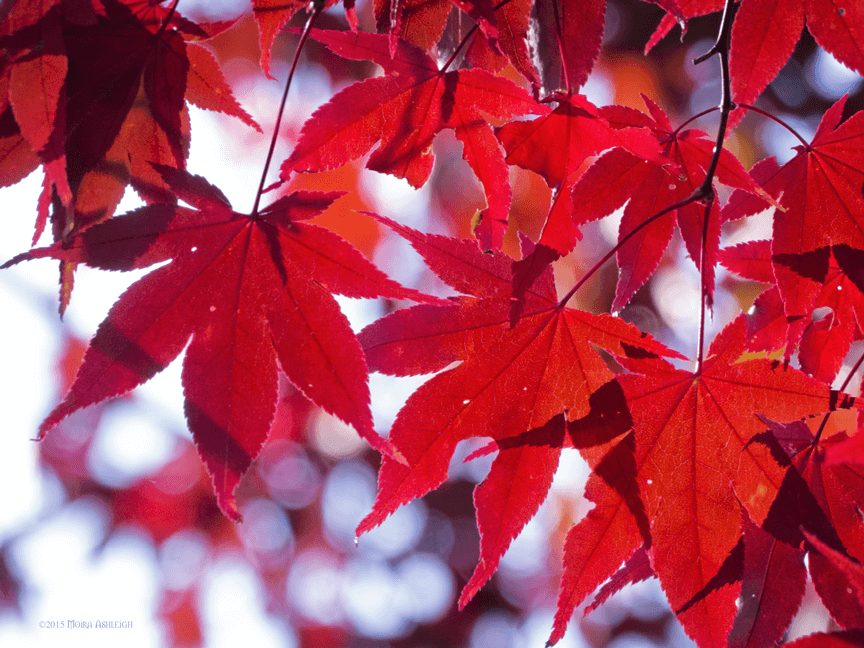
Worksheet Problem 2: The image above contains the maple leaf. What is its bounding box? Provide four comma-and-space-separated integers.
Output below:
3, 2, 71, 204
585, 544, 655, 615
372, 0, 449, 53
470, 0, 537, 88
649, 0, 864, 117
721, 98, 864, 355
184, 43, 262, 134
757, 415, 864, 629
250, 0, 359, 78
566, 96, 773, 313
0, 0, 265, 316
550, 428, 651, 645
720, 241, 864, 382
354, 214, 684, 607
529, 0, 604, 94
495, 95, 669, 313
807, 528, 864, 627
2, 166, 435, 520
617, 316, 859, 648
782, 631, 864, 648
279, 29, 546, 250
0, 103, 41, 190
0, 0, 260, 231
726, 517, 807, 648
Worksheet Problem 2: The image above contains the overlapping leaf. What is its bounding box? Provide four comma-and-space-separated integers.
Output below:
721, 98, 864, 359
355, 215, 684, 608
567, 96, 773, 312
618, 316, 859, 648
2, 167, 434, 520
727, 518, 807, 648
550, 428, 650, 645
279, 29, 546, 250
758, 415, 864, 629
496, 94, 670, 311
649, 0, 864, 118
721, 240, 864, 382
0, 0, 260, 231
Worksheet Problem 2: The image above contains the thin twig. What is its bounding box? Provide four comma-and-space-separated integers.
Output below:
251, 4, 324, 217
692, 0, 737, 368
558, 0, 740, 322
738, 103, 811, 148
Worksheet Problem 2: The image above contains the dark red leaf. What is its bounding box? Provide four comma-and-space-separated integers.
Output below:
727, 519, 807, 648
8, 169, 434, 519
280, 29, 545, 249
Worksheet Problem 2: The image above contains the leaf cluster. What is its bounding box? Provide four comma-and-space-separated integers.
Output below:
2, 0, 864, 645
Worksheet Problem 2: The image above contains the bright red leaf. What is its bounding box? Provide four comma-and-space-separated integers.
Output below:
569, 96, 773, 312
721, 241, 864, 381
550, 429, 650, 644
5, 0, 864, 645
618, 316, 859, 648
356, 214, 684, 610
724, 108, 864, 360
4, 167, 434, 520
781, 631, 864, 648
280, 29, 546, 250
650, 0, 864, 116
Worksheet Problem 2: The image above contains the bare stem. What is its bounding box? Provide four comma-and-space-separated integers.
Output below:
695, 198, 713, 374
559, 0, 739, 326
737, 103, 811, 148
251, 4, 323, 217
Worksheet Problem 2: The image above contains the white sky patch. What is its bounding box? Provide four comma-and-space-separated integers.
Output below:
758, 114, 816, 165
86, 402, 177, 489
3, 503, 161, 647
202, 554, 297, 648
807, 47, 864, 99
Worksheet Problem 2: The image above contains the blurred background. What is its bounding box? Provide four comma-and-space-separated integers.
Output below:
1, 0, 862, 646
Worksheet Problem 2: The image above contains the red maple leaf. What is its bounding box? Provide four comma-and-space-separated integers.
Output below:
251, 0, 358, 78
0, 0, 260, 228
781, 631, 864, 648
279, 29, 546, 250
3, 1, 71, 204
726, 517, 807, 648
496, 95, 669, 313
567, 96, 772, 312
720, 241, 864, 382
757, 415, 864, 630
720, 99, 864, 357
529, 0, 604, 93
617, 316, 859, 648
648, 0, 864, 119
550, 429, 651, 644
3, 166, 434, 520
355, 214, 684, 607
